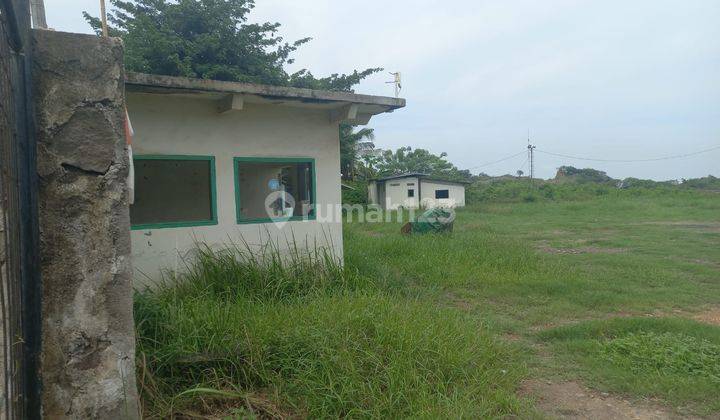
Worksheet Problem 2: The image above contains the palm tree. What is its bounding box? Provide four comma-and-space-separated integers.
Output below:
340, 123, 375, 180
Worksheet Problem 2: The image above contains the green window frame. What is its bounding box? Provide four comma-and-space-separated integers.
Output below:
233, 157, 317, 224
130, 154, 218, 230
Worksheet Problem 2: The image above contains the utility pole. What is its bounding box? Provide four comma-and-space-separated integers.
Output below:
527, 131, 536, 183
100, 0, 109, 37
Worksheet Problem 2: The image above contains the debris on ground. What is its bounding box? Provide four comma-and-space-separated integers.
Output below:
401, 208, 454, 234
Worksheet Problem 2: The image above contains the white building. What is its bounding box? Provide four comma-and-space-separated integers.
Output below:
125, 73, 404, 283
367, 173, 467, 210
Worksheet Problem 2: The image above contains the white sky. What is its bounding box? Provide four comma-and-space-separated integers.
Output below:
45, 0, 720, 180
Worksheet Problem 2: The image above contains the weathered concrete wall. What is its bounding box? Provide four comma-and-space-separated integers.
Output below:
32, 30, 139, 418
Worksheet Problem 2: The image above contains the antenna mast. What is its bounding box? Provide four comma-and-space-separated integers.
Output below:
386, 72, 402, 97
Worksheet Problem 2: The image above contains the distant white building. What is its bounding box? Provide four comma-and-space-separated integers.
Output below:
367, 172, 467, 210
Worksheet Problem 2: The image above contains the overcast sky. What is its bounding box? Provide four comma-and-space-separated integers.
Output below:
45, 0, 720, 180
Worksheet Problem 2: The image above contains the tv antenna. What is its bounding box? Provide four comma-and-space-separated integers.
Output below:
386, 72, 402, 97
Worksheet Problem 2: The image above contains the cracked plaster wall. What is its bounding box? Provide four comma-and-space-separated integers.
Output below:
32, 30, 139, 418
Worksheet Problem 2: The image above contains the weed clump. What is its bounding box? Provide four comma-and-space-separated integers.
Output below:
147, 242, 370, 303
600, 331, 720, 382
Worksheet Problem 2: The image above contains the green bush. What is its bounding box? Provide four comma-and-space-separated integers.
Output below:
341, 180, 368, 205
522, 193, 537, 202
555, 166, 615, 184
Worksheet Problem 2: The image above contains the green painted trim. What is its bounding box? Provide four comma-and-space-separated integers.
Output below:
130, 154, 219, 230
236, 215, 316, 225
130, 219, 218, 230
233, 156, 317, 225
133, 154, 216, 161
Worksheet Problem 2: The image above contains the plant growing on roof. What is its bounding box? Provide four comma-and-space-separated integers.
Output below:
84, 0, 384, 181
83, 0, 381, 91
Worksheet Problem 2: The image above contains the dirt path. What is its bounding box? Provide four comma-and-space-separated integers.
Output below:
519, 380, 699, 420
519, 309, 720, 419
693, 308, 720, 327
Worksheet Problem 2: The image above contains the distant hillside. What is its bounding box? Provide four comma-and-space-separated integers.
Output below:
465, 167, 719, 204
682, 175, 720, 192
344, 164, 718, 205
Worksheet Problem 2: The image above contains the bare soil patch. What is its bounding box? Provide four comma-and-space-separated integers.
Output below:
692, 308, 720, 327
519, 380, 696, 419
643, 221, 720, 233
443, 291, 475, 311
690, 259, 720, 269
537, 243, 627, 255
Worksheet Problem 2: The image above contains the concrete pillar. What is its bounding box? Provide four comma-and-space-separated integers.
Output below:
32, 30, 139, 418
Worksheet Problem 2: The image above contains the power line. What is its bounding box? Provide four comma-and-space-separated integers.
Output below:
536, 144, 720, 163
466, 151, 526, 171
462, 143, 719, 175
518, 156, 529, 172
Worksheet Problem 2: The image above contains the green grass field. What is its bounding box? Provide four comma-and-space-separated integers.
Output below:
137, 191, 720, 418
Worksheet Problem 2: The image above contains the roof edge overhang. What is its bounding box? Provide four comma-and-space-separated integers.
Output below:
372, 172, 428, 182
372, 173, 471, 185
420, 178, 472, 186
125, 72, 405, 125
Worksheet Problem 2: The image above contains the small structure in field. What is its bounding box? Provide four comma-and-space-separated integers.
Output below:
125, 73, 404, 283
367, 173, 467, 210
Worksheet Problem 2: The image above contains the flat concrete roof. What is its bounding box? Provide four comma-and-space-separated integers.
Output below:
125, 72, 405, 125
372, 173, 471, 185
375, 172, 429, 181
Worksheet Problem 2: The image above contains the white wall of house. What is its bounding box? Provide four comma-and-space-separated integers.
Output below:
127, 93, 343, 286
420, 180, 466, 208
383, 177, 420, 209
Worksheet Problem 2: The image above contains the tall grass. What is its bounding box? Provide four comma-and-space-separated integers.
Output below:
135, 242, 527, 418
147, 240, 369, 302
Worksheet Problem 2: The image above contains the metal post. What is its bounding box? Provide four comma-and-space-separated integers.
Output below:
0, 0, 42, 418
